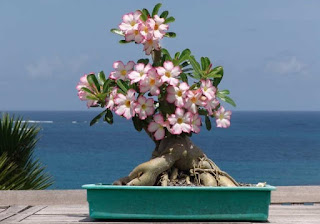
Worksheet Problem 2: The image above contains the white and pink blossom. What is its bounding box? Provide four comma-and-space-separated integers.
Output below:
128, 63, 152, 84
168, 108, 191, 135
143, 33, 160, 55
205, 98, 220, 116
190, 113, 201, 133
119, 11, 142, 34
184, 89, 204, 114
214, 106, 231, 128
125, 29, 144, 43
148, 114, 169, 140
134, 96, 154, 120
146, 15, 169, 39
200, 79, 216, 100
166, 82, 189, 107
139, 68, 163, 95
156, 61, 181, 86
105, 87, 118, 110
76, 74, 97, 108
109, 61, 135, 81
114, 89, 136, 119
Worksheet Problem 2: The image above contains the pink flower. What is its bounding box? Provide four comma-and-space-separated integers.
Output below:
139, 68, 163, 95
205, 98, 220, 116
128, 63, 152, 84
125, 28, 145, 43
114, 89, 136, 119
166, 82, 189, 107
119, 11, 142, 34
76, 74, 97, 108
191, 113, 201, 133
134, 96, 155, 120
184, 89, 203, 114
214, 106, 232, 128
143, 33, 160, 55
146, 15, 169, 39
105, 87, 118, 110
138, 22, 150, 38
156, 61, 181, 86
200, 79, 216, 100
148, 114, 169, 140
109, 61, 135, 81
168, 108, 191, 135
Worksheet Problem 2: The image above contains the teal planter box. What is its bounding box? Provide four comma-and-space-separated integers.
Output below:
82, 184, 276, 221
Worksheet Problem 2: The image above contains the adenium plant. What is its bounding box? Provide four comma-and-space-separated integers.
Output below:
76, 4, 239, 187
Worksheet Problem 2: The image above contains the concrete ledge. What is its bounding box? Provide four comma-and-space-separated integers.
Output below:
1, 186, 320, 206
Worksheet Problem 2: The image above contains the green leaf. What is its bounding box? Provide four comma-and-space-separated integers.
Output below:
137, 58, 149, 65
201, 57, 210, 71
116, 80, 128, 93
182, 68, 193, 73
119, 40, 132, 44
103, 79, 113, 93
160, 10, 169, 19
98, 71, 106, 83
140, 10, 148, 21
221, 96, 236, 107
219, 89, 230, 95
188, 56, 203, 79
132, 116, 143, 132
174, 52, 180, 59
179, 49, 191, 63
87, 74, 100, 92
110, 28, 124, 36
152, 3, 162, 17
165, 16, 175, 24
180, 73, 188, 83
161, 48, 172, 60
198, 108, 208, 116
212, 66, 224, 86
180, 61, 190, 68
104, 109, 113, 124
205, 116, 212, 131
90, 110, 107, 126
164, 32, 176, 38
81, 87, 94, 95
86, 95, 99, 101
142, 8, 150, 17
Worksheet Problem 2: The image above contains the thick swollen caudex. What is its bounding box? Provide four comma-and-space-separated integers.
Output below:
113, 135, 238, 187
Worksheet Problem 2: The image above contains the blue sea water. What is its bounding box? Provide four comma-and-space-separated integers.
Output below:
3, 111, 320, 189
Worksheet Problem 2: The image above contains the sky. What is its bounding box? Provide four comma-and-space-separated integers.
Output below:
0, 0, 319, 111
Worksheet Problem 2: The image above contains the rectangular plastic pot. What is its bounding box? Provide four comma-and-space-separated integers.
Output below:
82, 184, 276, 221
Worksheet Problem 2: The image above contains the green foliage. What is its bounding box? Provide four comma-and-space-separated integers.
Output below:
152, 3, 162, 17
0, 114, 53, 190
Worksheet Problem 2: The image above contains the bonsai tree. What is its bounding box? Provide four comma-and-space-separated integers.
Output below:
76, 4, 239, 187
0, 113, 53, 189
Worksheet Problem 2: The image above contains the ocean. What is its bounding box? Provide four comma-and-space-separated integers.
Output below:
3, 111, 320, 189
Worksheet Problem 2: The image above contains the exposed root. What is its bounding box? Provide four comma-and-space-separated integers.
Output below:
113, 135, 239, 187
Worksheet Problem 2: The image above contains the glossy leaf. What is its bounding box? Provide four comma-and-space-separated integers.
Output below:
137, 58, 150, 65
179, 49, 191, 63
81, 87, 94, 95
161, 48, 172, 60
98, 71, 106, 83
142, 8, 150, 17
160, 10, 169, 19
212, 66, 224, 86
132, 116, 143, 132
180, 61, 190, 68
119, 40, 132, 44
104, 109, 113, 124
164, 16, 175, 24
152, 3, 162, 17
116, 80, 128, 93
110, 28, 124, 36
103, 79, 112, 93
164, 32, 176, 38
87, 74, 100, 92
180, 73, 188, 83
188, 56, 202, 78
90, 110, 107, 126
140, 10, 148, 21
205, 115, 212, 131
219, 89, 230, 95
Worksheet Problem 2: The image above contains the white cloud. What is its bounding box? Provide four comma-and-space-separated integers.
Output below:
265, 56, 307, 76
26, 55, 89, 79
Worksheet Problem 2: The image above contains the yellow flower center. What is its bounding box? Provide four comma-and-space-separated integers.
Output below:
147, 39, 153, 44
141, 104, 146, 110
177, 90, 182, 97
177, 118, 183, 124
121, 70, 127, 76
191, 97, 197, 103
219, 114, 224, 120
154, 24, 159, 30
150, 79, 155, 86
165, 71, 171, 78
125, 100, 131, 108
144, 27, 149, 33
204, 86, 208, 91
134, 30, 139, 35
130, 21, 136, 26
